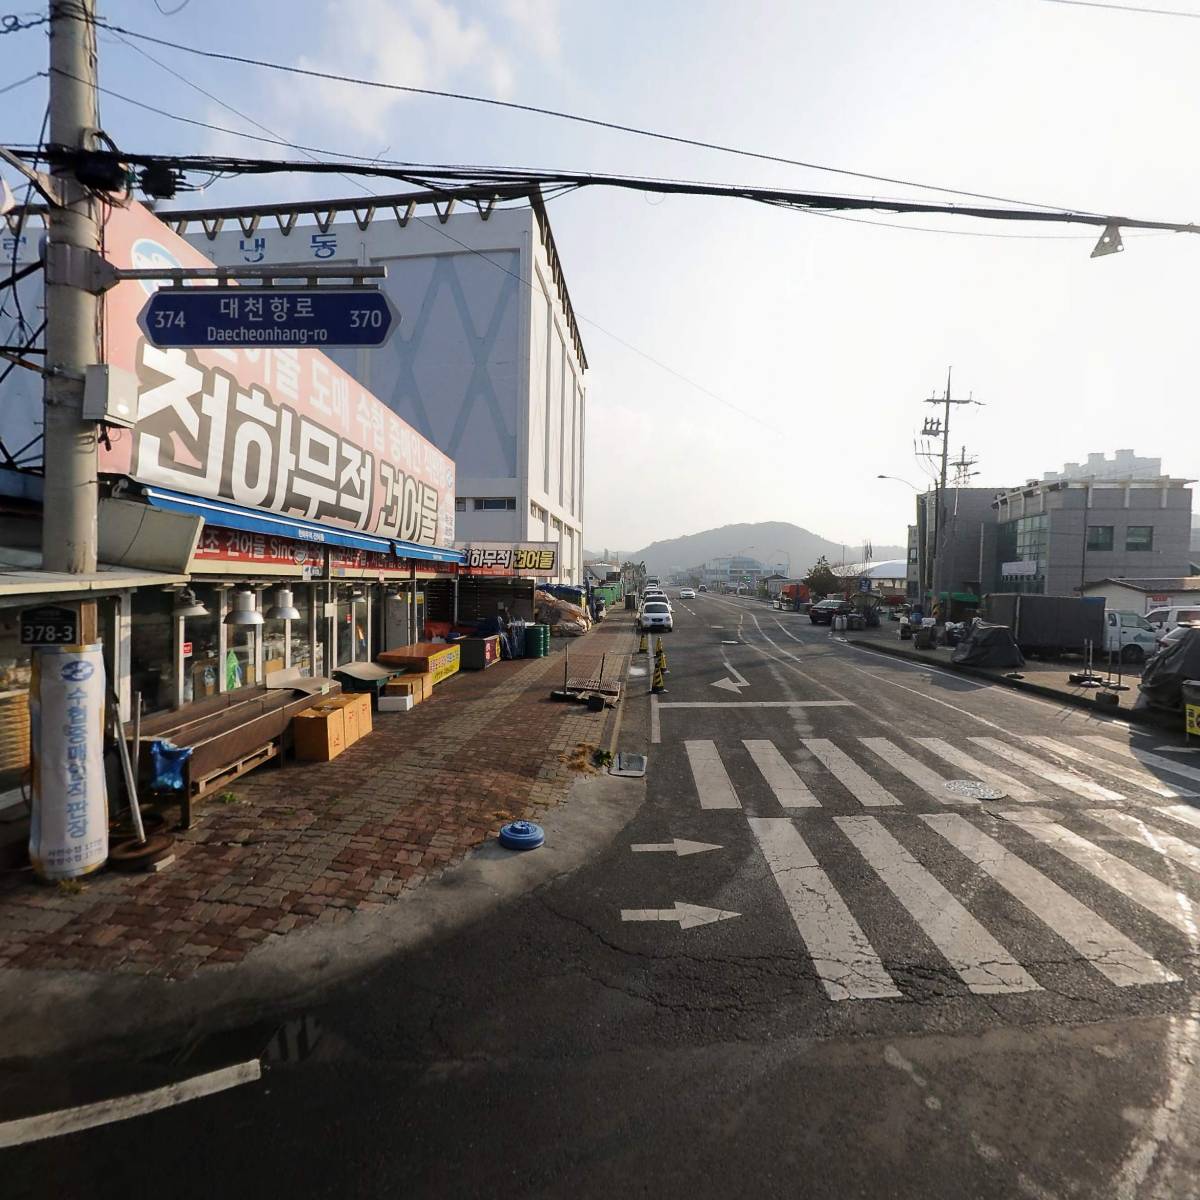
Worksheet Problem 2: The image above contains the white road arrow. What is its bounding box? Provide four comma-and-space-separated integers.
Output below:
630, 839, 722, 857
712, 649, 750, 693
621, 902, 740, 929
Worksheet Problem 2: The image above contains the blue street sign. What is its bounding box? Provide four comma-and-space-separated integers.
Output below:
858, 576, 872, 593
137, 287, 398, 350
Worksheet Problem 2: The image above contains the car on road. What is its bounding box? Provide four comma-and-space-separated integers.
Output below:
638, 600, 673, 632
697, 584, 707, 592
679, 587, 696, 599
809, 598, 852, 624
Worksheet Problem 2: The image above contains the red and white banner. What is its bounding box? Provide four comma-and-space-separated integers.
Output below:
100, 202, 455, 548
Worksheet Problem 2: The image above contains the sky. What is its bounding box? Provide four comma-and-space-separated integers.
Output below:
3, 0, 1199, 551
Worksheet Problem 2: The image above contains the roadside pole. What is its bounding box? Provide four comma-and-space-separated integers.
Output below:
42, 0, 101, 638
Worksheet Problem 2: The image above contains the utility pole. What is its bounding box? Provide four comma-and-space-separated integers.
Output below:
43, 0, 101, 637
921, 367, 976, 621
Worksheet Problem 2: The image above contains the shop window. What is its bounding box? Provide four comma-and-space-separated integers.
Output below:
224, 606, 258, 692
474, 497, 515, 511
0, 605, 33, 790
1125, 525, 1154, 552
290, 586, 314, 676
182, 584, 221, 703
1086, 525, 1114, 552
130, 588, 177, 713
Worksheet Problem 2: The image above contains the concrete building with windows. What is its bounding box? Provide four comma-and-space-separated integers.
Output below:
991, 472, 1193, 596
911, 487, 1002, 608
181, 192, 587, 582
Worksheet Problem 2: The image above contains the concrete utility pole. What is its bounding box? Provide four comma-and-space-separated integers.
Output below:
43, 0, 101, 635
922, 368, 975, 621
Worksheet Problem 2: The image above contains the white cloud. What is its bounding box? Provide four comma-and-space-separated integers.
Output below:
501, 0, 562, 63
271, 0, 518, 146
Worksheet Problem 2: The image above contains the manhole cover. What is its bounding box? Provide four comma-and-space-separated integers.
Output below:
944, 779, 1006, 800
610, 753, 647, 778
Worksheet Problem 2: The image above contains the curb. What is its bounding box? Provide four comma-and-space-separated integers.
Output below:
844, 637, 1178, 730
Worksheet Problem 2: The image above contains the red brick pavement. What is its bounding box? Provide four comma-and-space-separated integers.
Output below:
0, 618, 637, 979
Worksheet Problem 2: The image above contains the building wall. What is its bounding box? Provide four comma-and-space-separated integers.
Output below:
917, 487, 998, 597
186, 208, 586, 582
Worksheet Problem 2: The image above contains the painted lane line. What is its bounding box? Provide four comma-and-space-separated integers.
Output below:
1085, 809, 1200, 877
1026, 736, 1196, 799
659, 701, 855, 709
650, 695, 661, 745
621, 902, 739, 929
802, 739, 901, 807
1000, 811, 1199, 939
921, 813, 1178, 987
835, 816, 1039, 994
630, 839, 722, 857
684, 740, 741, 810
915, 738, 1042, 802
0, 1060, 262, 1149
748, 817, 900, 1001
743, 740, 820, 808
1079, 737, 1200, 787
859, 737, 977, 806
969, 738, 1124, 803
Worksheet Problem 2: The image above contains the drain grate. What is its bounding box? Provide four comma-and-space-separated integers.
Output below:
610, 752, 647, 777
944, 779, 1006, 801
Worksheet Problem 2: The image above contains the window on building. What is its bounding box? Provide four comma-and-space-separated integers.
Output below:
1086, 525, 1114, 551
455, 498, 466, 512
530, 501, 544, 520
1125, 525, 1154, 552
474, 497, 515, 511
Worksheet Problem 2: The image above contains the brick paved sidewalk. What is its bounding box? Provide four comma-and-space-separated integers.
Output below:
0, 617, 638, 981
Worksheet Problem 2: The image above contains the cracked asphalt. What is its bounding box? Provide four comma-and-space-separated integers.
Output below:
7, 593, 1200, 1198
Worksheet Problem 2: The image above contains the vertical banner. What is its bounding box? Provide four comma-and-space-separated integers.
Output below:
29, 645, 109, 880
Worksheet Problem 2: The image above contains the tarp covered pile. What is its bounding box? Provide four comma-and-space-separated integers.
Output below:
950, 621, 1026, 669
534, 589, 592, 637
1136, 627, 1200, 712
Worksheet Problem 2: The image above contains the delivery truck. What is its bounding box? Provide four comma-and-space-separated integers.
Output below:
981, 594, 1105, 657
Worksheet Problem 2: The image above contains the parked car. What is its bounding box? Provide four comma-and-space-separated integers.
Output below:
1145, 605, 1200, 634
1156, 622, 1200, 651
810, 599, 852, 625
638, 600, 674, 632
680, 587, 696, 599
697, 585, 707, 592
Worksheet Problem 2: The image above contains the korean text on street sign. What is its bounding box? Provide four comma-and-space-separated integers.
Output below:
20, 605, 79, 646
138, 288, 398, 350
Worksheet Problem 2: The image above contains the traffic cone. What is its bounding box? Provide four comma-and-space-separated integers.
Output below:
656, 645, 669, 674
638, 632, 648, 654
651, 660, 667, 693
654, 636, 664, 657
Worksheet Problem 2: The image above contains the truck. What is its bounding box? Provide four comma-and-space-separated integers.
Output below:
981, 594, 1105, 657
773, 582, 811, 612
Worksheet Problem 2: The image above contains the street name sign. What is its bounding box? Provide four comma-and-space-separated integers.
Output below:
138, 287, 399, 350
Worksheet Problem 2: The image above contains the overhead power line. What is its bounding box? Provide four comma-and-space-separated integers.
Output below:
1040, 0, 1200, 17
90, 15, 1094, 217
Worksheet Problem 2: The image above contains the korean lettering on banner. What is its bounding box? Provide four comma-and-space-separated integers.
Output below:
96, 201, 456, 549
461, 544, 557, 575
28, 646, 108, 881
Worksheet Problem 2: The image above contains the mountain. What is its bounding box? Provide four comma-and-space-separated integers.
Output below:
622, 522, 907, 577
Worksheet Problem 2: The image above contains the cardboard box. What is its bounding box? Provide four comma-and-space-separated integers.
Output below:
382, 672, 432, 704
264, 657, 285, 677
293, 703, 346, 761
337, 691, 372, 739
378, 693, 414, 713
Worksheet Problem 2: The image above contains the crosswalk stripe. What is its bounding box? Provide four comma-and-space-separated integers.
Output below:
748, 817, 900, 1001
914, 738, 1041, 802
743, 740, 820, 808
969, 738, 1124, 803
921, 813, 1179, 987
1026, 737, 1196, 799
801, 739, 900, 807
859, 738, 977, 805
684, 740, 741, 810
835, 816, 1038, 994
1000, 811, 1199, 939
1158, 804, 1200, 834
1079, 737, 1200, 787
1085, 809, 1200, 878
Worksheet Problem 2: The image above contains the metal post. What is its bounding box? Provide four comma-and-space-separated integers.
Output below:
43, 1, 100, 638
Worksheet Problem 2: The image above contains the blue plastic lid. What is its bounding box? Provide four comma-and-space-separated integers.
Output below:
498, 820, 545, 850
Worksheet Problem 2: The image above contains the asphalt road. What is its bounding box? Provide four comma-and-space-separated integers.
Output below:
7, 593, 1200, 1198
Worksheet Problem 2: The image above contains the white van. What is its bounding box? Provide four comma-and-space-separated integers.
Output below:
1144, 605, 1200, 634
1104, 610, 1159, 664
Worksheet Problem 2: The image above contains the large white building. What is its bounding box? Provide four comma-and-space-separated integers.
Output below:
178, 191, 587, 582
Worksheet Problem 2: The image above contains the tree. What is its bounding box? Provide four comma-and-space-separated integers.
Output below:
803, 556, 842, 598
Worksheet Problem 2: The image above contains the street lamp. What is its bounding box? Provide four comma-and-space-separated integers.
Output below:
878, 475, 927, 611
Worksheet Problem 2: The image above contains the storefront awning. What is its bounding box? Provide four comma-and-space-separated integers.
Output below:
0, 544, 188, 604
140, 486, 463, 564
